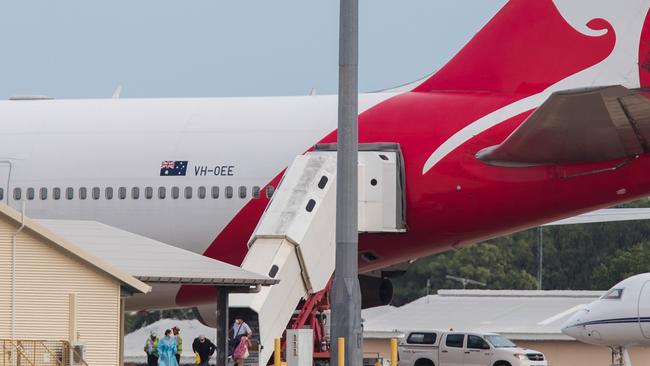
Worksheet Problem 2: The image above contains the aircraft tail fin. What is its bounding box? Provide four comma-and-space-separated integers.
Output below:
414, 0, 650, 94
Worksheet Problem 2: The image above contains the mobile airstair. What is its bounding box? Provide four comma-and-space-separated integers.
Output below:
230, 143, 406, 365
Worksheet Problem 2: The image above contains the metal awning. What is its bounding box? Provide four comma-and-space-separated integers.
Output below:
36, 219, 278, 286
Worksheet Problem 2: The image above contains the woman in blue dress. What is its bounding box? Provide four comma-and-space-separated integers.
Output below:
157, 329, 179, 366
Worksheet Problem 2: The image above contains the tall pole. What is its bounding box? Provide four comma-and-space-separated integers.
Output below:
537, 227, 543, 290
330, 0, 362, 365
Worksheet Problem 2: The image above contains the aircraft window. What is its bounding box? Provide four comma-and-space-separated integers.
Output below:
27, 188, 35, 200
602, 288, 624, 300
79, 187, 87, 200
13, 188, 21, 201
0, 188, 3, 201
185, 186, 193, 199
158, 187, 166, 199
266, 186, 275, 199
239, 186, 247, 199
39, 188, 47, 200
53, 188, 61, 200
132, 187, 140, 200
268, 265, 279, 278
318, 176, 328, 189
66, 187, 74, 200
306, 199, 317, 212
226, 186, 233, 199
105, 187, 114, 200
145, 187, 153, 199
252, 186, 260, 199
445, 334, 465, 348
211, 186, 219, 199
172, 186, 180, 199
198, 186, 206, 199
92, 187, 100, 200
119, 187, 127, 200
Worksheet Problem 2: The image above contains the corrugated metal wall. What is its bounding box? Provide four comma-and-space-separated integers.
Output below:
0, 219, 121, 366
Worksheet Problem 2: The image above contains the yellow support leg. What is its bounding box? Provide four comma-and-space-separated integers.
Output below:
274, 338, 282, 366
338, 337, 345, 366
390, 338, 398, 366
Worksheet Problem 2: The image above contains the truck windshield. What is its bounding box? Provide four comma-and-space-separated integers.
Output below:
485, 335, 517, 348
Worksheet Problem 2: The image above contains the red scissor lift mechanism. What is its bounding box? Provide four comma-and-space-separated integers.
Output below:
279, 280, 333, 363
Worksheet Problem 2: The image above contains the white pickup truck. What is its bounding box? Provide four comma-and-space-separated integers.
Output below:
398, 330, 547, 366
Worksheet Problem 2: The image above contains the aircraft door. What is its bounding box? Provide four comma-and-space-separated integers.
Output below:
0, 161, 10, 204
639, 281, 650, 339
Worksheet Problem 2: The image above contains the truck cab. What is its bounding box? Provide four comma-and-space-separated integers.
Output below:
399, 330, 547, 366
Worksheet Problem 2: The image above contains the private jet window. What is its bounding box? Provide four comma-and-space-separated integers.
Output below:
79, 187, 87, 200
66, 187, 74, 200
53, 188, 61, 200
172, 186, 180, 199
39, 188, 47, 200
211, 186, 219, 199
119, 187, 127, 200
266, 185, 275, 199
252, 186, 260, 199
105, 187, 114, 200
0, 188, 3, 201
145, 187, 153, 199
407, 333, 437, 345
92, 187, 100, 200
467, 335, 490, 350
602, 288, 624, 300
239, 186, 247, 199
185, 186, 193, 199
158, 187, 166, 199
27, 188, 35, 200
13, 188, 21, 201
132, 187, 140, 200
445, 334, 465, 348
198, 186, 206, 199
225, 186, 233, 199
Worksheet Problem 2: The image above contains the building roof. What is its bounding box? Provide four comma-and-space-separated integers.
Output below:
0, 203, 150, 294
363, 290, 605, 341
36, 219, 279, 286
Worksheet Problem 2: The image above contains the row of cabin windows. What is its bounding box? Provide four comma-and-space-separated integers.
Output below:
0, 185, 275, 201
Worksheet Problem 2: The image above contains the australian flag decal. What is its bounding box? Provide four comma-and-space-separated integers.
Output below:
160, 161, 188, 176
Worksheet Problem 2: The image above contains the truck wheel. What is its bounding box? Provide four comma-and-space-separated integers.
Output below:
493, 362, 511, 366
414, 359, 434, 366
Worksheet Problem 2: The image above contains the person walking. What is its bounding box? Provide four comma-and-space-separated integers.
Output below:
233, 335, 251, 366
157, 329, 179, 366
192, 335, 216, 366
143, 331, 159, 366
172, 325, 183, 364
229, 317, 252, 356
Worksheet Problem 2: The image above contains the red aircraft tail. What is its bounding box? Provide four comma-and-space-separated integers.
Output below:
414, 0, 650, 94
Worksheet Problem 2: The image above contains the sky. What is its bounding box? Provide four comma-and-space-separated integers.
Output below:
0, 1, 506, 99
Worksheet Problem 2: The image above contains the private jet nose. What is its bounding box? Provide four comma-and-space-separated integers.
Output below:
561, 308, 590, 339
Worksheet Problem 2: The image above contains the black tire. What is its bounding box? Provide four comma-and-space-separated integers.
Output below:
414, 358, 434, 366
494, 362, 512, 366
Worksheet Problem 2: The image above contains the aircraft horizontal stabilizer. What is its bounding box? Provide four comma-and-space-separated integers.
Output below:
477, 86, 650, 166
544, 208, 650, 226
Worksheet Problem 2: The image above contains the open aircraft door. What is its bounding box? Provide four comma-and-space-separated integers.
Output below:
638, 281, 650, 339
0, 161, 10, 204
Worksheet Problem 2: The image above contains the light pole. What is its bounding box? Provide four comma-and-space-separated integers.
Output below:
330, 0, 362, 365
537, 227, 543, 290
